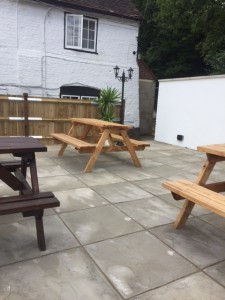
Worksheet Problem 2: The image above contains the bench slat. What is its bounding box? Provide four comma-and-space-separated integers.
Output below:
163, 179, 225, 217
0, 196, 60, 215
52, 133, 95, 150
111, 133, 150, 147
0, 160, 22, 172
0, 191, 54, 204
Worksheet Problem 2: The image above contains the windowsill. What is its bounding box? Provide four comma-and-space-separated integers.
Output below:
64, 47, 98, 55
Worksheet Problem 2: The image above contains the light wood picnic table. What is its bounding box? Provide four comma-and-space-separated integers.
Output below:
163, 143, 225, 229
52, 118, 150, 173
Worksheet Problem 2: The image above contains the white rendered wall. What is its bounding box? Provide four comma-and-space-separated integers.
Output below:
155, 75, 225, 149
0, 0, 140, 127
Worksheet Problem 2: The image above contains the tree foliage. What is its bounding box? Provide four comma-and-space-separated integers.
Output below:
132, 0, 225, 78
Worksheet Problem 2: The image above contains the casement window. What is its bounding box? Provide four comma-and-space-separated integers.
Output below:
65, 14, 97, 52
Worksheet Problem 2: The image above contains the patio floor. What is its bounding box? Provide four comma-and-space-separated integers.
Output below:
1, 138, 225, 299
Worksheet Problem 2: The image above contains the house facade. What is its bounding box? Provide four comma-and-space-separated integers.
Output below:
0, 0, 141, 127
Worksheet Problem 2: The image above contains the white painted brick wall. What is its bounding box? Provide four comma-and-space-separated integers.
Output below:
0, 0, 140, 127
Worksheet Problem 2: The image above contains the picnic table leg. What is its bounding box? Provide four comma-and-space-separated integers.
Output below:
173, 158, 216, 229
35, 210, 46, 251
120, 130, 141, 168
58, 125, 74, 156
84, 129, 110, 173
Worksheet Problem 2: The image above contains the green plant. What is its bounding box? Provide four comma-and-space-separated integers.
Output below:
96, 87, 120, 121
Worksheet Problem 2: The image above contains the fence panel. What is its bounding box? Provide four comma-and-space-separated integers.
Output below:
0, 95, 121, 144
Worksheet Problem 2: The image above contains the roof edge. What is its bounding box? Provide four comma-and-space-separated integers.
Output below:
31, 0, 142, 21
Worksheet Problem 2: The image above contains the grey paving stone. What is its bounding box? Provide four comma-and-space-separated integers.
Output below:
0, 215, 79, 267
38, 175, 86, 192
145, 165, 196, 180
150, 218, 225, 268
60, 205, 143, 244
116, 196, 181, 228
54, 188, 109, 213
200, 213, 225, 232
106, 165, 158, 181
132, 177, 170, 196
204, 261, 225, 288
76, 171, 125, 186
85, 231, 197, 298
92, 182, 152, 203
133, 272, 225, 300
0, 248, 122, 300
30, 164, 69, 177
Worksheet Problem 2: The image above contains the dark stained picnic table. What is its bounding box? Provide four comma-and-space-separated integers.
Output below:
0, 136, 47, 194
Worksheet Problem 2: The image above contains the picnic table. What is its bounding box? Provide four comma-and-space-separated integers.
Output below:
52, 118, 150, 173
163, 143, 225, 229
0, 137, 59, 250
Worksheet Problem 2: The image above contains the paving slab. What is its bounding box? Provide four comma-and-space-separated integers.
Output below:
133, 272, 225, 300
0, 215, 79, 267
54, 187, 109, 213
38, 175, 86, 192
0, 248, 122, 300
150, 218, 225, 268
60, 205, 143, 244
116, 196, 181, 228
92, 182, 152, 203
85, 231, 197, 299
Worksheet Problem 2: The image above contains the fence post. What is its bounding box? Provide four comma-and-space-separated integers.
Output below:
23, 93, 29, 137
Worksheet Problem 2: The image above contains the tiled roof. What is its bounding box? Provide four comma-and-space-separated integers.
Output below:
31, 0, 142, 20
138, 59, 157, 81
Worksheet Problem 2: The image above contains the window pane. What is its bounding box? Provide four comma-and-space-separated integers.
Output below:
74, 36, 79, 46
89, 40, 94, 49
89, 30, 94, 40
67, 37, 73, 46
83, 28, 88, 39
67, 26, 73, 37
82, 39, 88, 48
67, 16, 74, 26
83, 19, 88, 29
89, 21, 95, 30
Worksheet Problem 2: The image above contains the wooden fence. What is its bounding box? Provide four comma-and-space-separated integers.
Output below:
0, 94, 121, 144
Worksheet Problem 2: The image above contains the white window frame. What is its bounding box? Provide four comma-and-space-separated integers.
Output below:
81, 96, 98, 101
65, 14, 97, 52
61, 95, 80, 99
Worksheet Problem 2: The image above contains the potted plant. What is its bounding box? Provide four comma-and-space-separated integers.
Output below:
96, 87, 120, 122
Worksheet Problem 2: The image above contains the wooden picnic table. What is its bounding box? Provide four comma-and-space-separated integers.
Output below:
0, 137, 59, 250
163, 143, 225, 229
0, 136, 47, 194
52, 118, 150, 173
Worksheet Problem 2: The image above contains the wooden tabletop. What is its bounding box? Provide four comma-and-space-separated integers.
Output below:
70, 118, 133, 130
0, 137, 47, 154
197, 144, 225, 157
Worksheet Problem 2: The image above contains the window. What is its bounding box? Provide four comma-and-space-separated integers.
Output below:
61, 95, 80, 99
81, 96, 98, 101
65, 14, 97, 52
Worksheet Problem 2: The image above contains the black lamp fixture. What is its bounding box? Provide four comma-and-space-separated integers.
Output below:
113, 65, 134, 124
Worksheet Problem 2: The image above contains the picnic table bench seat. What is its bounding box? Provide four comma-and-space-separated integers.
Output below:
52, 132, 150, 153
0, 191, 60, 251
110, 133, 150, 150
1, 160, 22, 172
52, 133, 95, 153
163, 179, 225, 218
